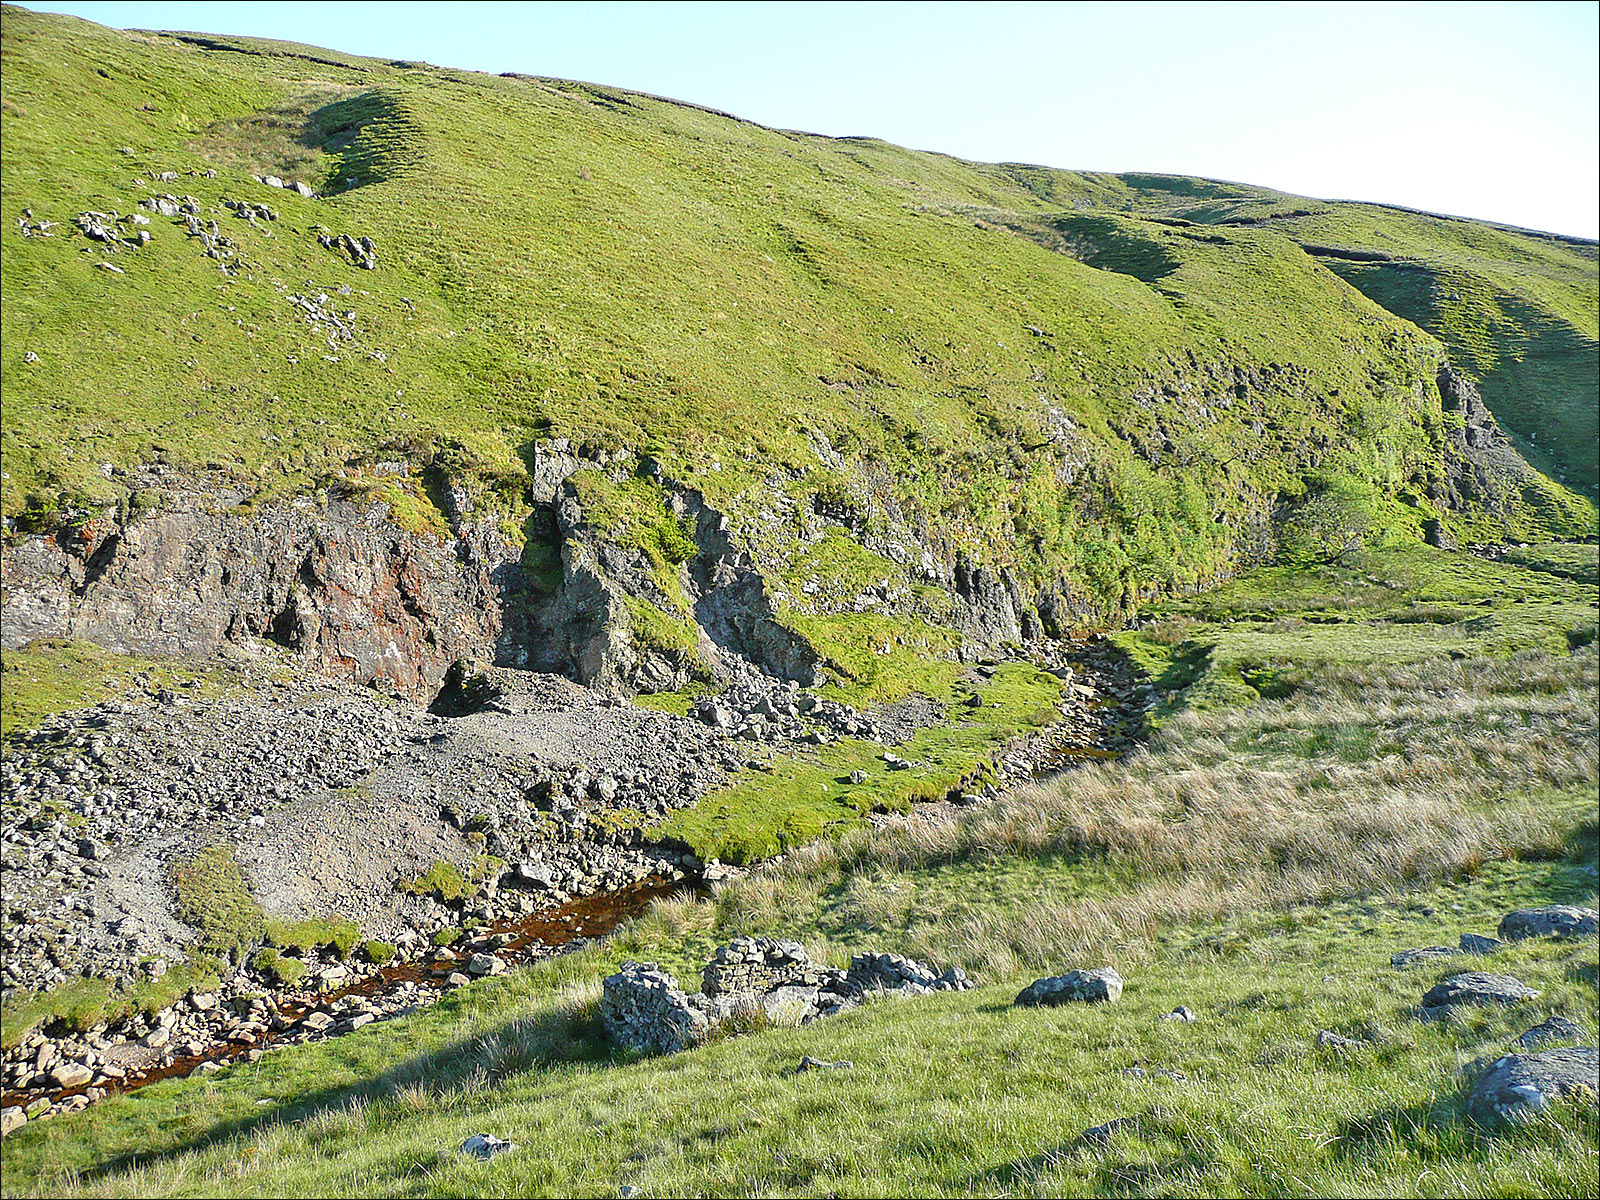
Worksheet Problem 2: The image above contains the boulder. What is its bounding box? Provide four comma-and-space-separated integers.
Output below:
1467, 1046, 1598, 1126
1015, 966, 1123, 1007
1459, 933, 1501, 955
1515, 1016, 1584, 1050
460, 1133, 517, 1158
1420, 972, 1539, 1010
1498, 906, 1599, 942
466, 952, 506, 976
47, 1062, 92, 1090
1, 1106, 25, 1137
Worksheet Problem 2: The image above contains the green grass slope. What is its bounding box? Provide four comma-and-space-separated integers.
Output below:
998, 173, 1599, 498
2, 7, 1594, 634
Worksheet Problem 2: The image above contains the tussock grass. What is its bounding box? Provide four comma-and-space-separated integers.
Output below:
707, 648, 1597, 979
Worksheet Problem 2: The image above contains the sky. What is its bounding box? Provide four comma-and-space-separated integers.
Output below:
16, 1, 1600, 238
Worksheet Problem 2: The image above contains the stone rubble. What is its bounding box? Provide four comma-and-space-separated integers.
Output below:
601, 937, 970, 1056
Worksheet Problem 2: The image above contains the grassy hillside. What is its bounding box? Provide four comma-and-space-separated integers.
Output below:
4, 550, 1595, 1198
2, 7, 1594, 637
1007, 177, 1599, 498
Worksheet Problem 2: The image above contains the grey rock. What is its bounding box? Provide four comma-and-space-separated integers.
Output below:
796, 1056, 852, 1072
1316, 1029, 1361, 1050
1420, 972, 1539, 1010
1467, 1046, 1598, 1126
460, 1133, 517, 1158
1459, 933, 1501, 955
1081, 1116, 1138, 1144
1515, 1016, 1584, 1050
1391, 946, 1458, 968
1498, 906, 1599, 942
1015, 966, 1122, 1007
1159, 1006, 1196, 1022
1, 1106, 24, 1137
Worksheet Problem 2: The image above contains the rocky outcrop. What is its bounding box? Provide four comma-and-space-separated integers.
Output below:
1419, 972, 1539, 1011
1, 491, 513, 699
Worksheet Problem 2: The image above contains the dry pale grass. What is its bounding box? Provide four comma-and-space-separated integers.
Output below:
709, 648, 1598, 977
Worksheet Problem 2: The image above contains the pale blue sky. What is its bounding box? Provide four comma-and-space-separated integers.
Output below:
16, 1, 1600, 237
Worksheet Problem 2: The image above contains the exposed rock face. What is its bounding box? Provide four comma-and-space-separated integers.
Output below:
1431, 364, 1551, 521
1467, 1046, 1599, 1127
2, 497, 513, 699
1498, 906, 1600, 941
1014, 966, 1124, 1006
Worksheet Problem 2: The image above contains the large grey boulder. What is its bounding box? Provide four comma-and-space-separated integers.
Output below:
1421, 972, 1539, 1010
1467, 1046, 1598, 1126
1015, 966, 1123, 1007
601, 962, 708, 1055
1498, 906, 1599, 941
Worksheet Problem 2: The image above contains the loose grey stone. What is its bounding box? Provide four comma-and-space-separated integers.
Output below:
460, 1133, 517, 1158
1081, 1116, 1138, 1144
1, 1106, 25, 1137
1015, 967, 1122, 1007
1159, 1006, 1195, 1022
1467, 1046, 1599, 1126
796, 1056, 852, 1072
1459, 933, 1501, 955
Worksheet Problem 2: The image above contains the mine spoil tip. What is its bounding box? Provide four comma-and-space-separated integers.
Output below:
0, 874, 703, 1114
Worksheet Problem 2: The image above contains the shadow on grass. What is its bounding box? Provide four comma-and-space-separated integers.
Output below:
968, 1123, 1212, 1196
71, 986, 612, 1186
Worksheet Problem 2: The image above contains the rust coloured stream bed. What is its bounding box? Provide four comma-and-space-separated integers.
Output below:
2, 875, 700, 1113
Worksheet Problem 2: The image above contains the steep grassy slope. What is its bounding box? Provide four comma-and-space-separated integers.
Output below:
2, 7, 1593, 644
998, 175, 1600, 498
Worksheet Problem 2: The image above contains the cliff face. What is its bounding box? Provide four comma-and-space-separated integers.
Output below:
0, 358, 1549, 701
0, 488, 510, 696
